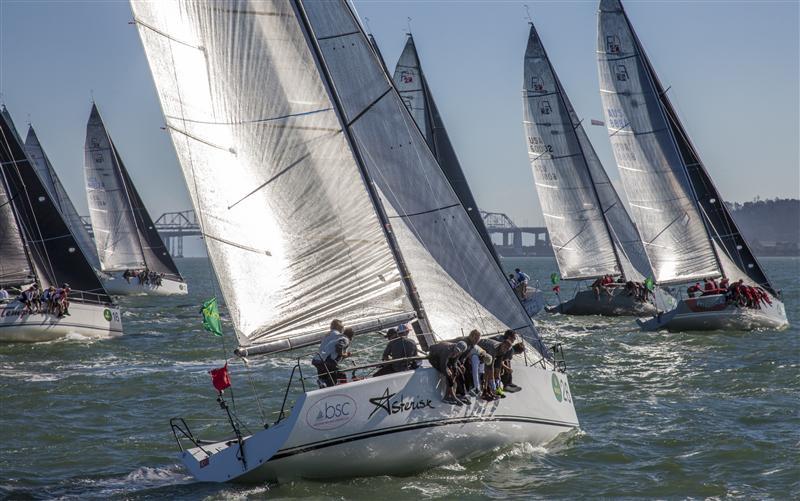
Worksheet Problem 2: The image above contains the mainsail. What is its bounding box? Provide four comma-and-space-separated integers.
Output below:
131, 0, 544, 355
0, 107, 111, 298
24, 125, 102, 272
84, 104, 182, 279
597, 0, 719, 285
597, 0, 776, 294
392, 34, 501, 265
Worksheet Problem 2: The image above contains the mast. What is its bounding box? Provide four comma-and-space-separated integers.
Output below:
292, 0, 430, 332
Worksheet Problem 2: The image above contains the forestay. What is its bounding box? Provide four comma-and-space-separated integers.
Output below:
131, 0, 545, 355
0, 108, 111, 298
597, 0, 719, 285
25, 125, 103, 272
393, 35, 500, 266
85, 105, 182, 279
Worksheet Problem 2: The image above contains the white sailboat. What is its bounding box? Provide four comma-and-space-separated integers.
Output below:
84, 104, 187, 296
597, 0, 788, 331
523, 22, 674, 317
0, 106, 122, 342
393, 34, 545, 317
131, 0, 577, 483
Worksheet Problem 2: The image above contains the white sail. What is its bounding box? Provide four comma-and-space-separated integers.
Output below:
131, 0, 543, 353
524, 23, 627, 280
597, 0, 720, 284
0, 161, 33, 286
25, 126, 102, 272
84, 105, 147, 271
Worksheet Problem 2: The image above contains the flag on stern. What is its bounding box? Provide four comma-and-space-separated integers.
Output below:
201, 297, 223, 336
209, 363, 231, 392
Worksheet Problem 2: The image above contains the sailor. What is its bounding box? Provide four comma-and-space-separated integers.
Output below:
507, 273, 518, 290
490, 330, 522, 392
478, 335, 514, 398
687, 282, 702, 298
427, 341, 467, 405
0, 288, 8, 301
453, 329, 483, 398
373, 324, 419, 377
312, 319, 352, 387
719, 277, 730, 291
514, 268, 530, 298
702, 277, 718, 295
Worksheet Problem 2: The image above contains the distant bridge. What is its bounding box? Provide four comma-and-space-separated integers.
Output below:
82, 209, 201, 258
81, 209, 551, 258
480, 211, 552, 257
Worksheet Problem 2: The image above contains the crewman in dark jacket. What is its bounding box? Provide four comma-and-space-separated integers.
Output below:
374, 324, 419, 377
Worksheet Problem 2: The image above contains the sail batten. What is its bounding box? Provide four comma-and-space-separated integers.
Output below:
132, 0, 545, 355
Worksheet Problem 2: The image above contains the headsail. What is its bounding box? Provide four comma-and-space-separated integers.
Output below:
24, 125, 103, 272
597, 0, 776, 294
84, 104, 182, 279
131, 0, 545, 355
0, 107, 111, 298
597, 0, 719, 285
392, 34, 501, 266
523, 23, 651, 281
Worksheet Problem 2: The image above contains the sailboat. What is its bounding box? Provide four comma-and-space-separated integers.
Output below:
131, 0, 577, 483
25, 124, 104, 273
0, 106, 123, 342
393, 33, 545, 316
522, 22, 674, 316
597, 0, 788, 331
84, 104, 187, 296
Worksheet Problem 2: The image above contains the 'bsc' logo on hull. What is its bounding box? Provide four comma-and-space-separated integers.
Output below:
306, 394, 357, 430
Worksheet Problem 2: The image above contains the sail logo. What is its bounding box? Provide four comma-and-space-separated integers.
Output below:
606, 35, 621, 54
531, 76, 545, 92
400, 70, 414, 84
103, 309, 112, 321
368, 388, 434, 418
615, 64, 629, 82
306, 394, 356, 431
539, 100, 552, 115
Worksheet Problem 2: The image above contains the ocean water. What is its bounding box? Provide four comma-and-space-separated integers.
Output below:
1, 257, 797, 500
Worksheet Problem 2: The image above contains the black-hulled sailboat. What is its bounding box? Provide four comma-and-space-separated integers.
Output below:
132, 0, 577, 482
522, 22, 674, 316
597, 0, 787, 331
84, 104, 187, 295
0, 106, 122, 342
392, 33, 545, 316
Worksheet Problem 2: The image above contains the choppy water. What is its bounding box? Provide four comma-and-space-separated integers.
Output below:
1, 257, 797, 499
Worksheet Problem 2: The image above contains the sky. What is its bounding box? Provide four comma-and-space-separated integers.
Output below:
0, 0, 798, 239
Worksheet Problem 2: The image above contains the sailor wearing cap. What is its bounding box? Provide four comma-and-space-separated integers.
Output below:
374, 323, 419, 377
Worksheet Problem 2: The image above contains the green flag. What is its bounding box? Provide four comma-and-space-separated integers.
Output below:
550, 272, 560, 285
201, 297, 223, 337
644, 277, 655, 292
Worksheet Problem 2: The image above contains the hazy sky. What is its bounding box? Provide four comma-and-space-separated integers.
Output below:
0, 0, 798, 232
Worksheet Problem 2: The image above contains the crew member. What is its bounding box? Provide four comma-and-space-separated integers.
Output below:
374, 324, 419, 377
312, 320, 352, 387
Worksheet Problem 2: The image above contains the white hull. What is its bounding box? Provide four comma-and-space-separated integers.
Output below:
101, 273, 188, 296
0, 300, 123, 342
546, 287, 675, 317
637, 294, 789, 332
178, 361, 578, 483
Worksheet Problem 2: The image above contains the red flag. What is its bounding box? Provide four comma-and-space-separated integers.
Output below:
552, 285, 561, 294
209, 363, 231, 392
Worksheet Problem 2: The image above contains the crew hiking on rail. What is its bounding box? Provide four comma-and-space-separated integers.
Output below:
686, 277, 773, 310
310, 320, 527, 406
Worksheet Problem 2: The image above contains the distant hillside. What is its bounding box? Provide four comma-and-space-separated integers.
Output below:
727, 198, 799, 256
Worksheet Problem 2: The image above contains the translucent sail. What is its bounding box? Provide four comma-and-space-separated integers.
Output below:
392, 35, 501, 265
131, 0, 413, 348
84, 105, 182, 278
24, 125, 102, 272
131, 0, 544, 354
597, 0, 720, 285
523, 23, 621, 280
0, 108, 110, 298
0, 162, 33, 286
